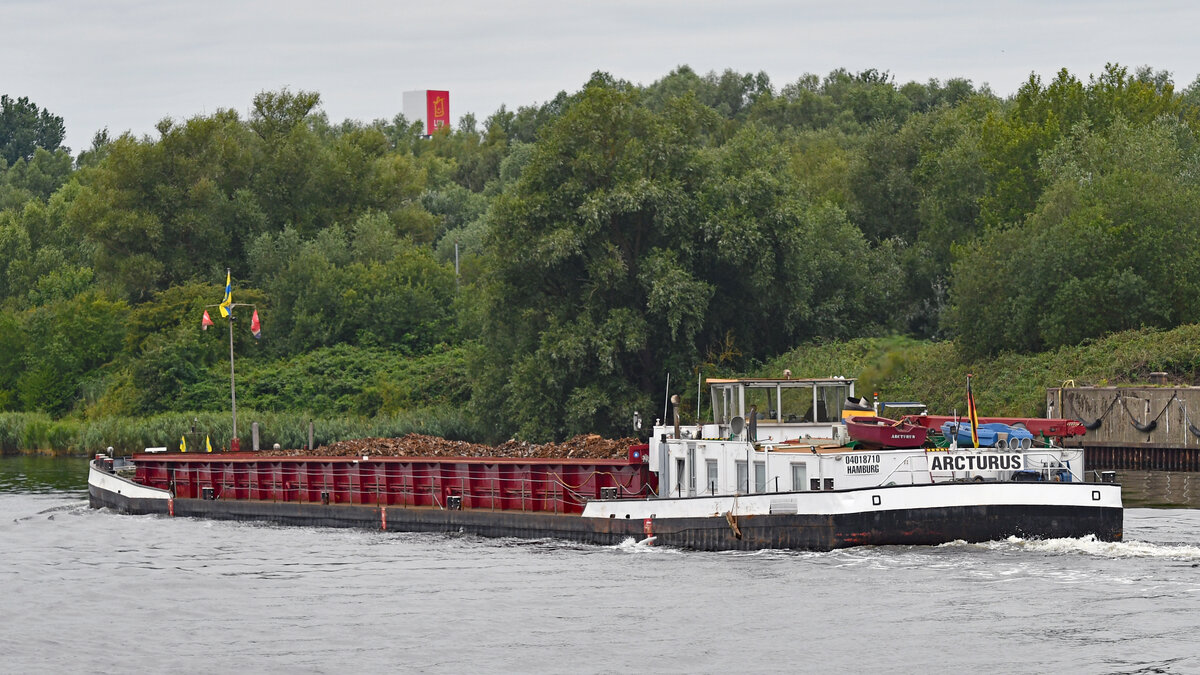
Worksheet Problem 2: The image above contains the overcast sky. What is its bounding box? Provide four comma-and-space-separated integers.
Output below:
7, 0, 1200, 152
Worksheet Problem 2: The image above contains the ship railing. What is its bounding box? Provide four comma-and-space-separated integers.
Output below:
1019, 450, 1085, 483
202, 479, 595, 509
877, 456, 922, 486
146, 464, 654, 510
668, 481, 733, 499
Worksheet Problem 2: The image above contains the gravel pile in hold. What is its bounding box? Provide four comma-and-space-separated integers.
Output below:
256, 433, 641, 460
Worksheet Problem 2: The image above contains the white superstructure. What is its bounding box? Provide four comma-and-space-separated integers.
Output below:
645, 377, 1087, 500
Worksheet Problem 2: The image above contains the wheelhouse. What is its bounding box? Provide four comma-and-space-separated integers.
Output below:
706, 377, 856, 441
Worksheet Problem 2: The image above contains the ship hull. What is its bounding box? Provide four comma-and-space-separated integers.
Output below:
89, 461, 1122, 551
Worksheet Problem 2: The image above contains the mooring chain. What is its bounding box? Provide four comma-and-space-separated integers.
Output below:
1070, 390, 1179, 433
1117, 391, 1178, 433
1070, 393, 1120, 430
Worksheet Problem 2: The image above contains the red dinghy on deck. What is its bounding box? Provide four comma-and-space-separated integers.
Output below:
844, 416, 929, 449
900, 415, 1086, 439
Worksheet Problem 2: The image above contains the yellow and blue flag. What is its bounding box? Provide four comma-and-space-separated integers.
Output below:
218, 271, 232, 317
206, 435, 213, 453
180, 435, 186, 453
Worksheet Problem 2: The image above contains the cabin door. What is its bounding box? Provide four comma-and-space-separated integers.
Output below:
686, 446, 696, 496
675, 458, 686, 498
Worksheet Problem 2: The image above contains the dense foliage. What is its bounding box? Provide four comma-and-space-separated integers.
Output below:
4, 63, 1200, 448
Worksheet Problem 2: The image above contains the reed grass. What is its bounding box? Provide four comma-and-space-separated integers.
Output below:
0, 405, 485, 456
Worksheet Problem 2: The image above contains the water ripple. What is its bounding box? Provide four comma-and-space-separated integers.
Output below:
4, 484, 1200, 672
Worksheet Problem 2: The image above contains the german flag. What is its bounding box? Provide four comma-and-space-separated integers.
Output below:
966, 374, 980, 448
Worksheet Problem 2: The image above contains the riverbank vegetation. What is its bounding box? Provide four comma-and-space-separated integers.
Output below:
3, 67, 1200, 452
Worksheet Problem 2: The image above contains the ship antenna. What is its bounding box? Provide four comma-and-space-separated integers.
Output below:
662, 372, 670, 424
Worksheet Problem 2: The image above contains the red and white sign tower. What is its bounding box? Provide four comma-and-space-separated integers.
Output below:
403, 90, 450, 135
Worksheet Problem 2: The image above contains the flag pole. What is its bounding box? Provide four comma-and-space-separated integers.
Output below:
206, 269, 258, 452
228, 276, 238, 445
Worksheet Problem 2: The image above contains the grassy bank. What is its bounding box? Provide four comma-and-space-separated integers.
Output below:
760, 325, 1200, 418
0, 405, 483, 456
9, 324, 1200, 454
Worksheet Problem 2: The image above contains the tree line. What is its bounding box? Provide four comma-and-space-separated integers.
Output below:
2, 64, 1200, 442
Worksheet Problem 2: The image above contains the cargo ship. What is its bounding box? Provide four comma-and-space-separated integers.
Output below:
89, 377, 1123, 551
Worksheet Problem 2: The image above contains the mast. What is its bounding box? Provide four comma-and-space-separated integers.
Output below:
206, 267, 256, 451
228, 287, 237, 441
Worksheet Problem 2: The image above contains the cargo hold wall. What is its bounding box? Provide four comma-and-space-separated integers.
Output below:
133, 455, 657, 515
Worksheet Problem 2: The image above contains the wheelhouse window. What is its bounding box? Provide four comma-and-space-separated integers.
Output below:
780, 386, 812, 423
815, 383, 851, 423
746, 387, 772, 422
705, 378, 857, 427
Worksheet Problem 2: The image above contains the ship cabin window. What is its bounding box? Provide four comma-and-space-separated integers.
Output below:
736, 460, 748, 494
746, 388, 773, 422
791, 463, 807, 491
706, 460, 718, 495
815, 383, 851, 423
779, 387, 812, 423
708, 379, 856, 426
711, 384, 735, 424
754, 461, 766, 493
675, 458, 686, 497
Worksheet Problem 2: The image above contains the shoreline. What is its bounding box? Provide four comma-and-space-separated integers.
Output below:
5, 454, 1200, 508
1, 449, 88, 458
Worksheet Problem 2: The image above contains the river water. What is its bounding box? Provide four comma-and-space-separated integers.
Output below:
3, 456, 1200, 674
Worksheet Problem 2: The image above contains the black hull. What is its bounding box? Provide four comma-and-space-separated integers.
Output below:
90, 481, 1122, 552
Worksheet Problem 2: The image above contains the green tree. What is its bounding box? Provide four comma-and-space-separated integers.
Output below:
66, 89, 435, 301
948, 117, 1200, 355
16, 291, 128, 414
473, 79, 900, 440
978, 64, 1183, 230
0, 95, 66, 166
1, 147, 73, 204
0, 310, 22, 409
474, 81, 702, 440
0, 186, 95, 308
68, 112, 260, 300
119, 282, 264, 414
248, 218, 455, 357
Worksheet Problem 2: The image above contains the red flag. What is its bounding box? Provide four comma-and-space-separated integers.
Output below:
201, 310, 214, 330
250, 309, 261, 339
966, 374, 980, 448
